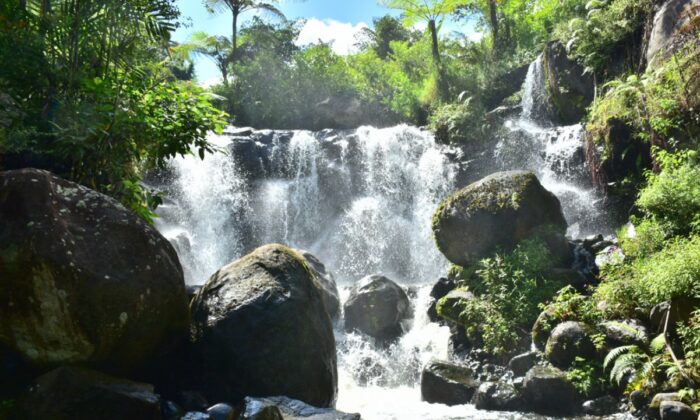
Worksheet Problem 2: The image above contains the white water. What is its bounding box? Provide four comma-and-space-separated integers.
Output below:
154, 56, 612, 420
495, 55, 611, 238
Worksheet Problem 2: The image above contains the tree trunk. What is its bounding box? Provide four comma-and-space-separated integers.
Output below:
488, 0, 500, 54
232, 9, 238, 64
428, 19, 440, 64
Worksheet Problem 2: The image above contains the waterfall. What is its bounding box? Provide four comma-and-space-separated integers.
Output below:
154, 125, 456, 286
495, 58, 611, 238
152, 56, 612, 420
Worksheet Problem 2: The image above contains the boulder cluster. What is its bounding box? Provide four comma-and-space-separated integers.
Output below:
0, 169, 360, 420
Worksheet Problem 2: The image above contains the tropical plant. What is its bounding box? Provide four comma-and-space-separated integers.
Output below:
188, 32, 234, 85
604, 334, 666, 391
357, 15, 415, 59
204, 0, 285, 60
379, 0, 462, 65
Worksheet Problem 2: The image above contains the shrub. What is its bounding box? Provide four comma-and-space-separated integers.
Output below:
567, 357, 608, 398
618, 218, 668, 259
637, 149, 700, 236
428, 98, 486, 144
597, 236, 700, 316
439, 239, 564, 356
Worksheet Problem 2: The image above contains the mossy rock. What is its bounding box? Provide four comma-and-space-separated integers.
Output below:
190, 244, 337, 408
0, 169, 189, 374
542, 41, 594, 125
432, 171, 567, 267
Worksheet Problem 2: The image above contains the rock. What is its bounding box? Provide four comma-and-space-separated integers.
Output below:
582, 395, 619, 416
175, 391, 209, 412
601, 320, 649, 346
660, 401, 697, 420
207, 403, 236, 420
18, 366, 161, 420
523, 365, 581, 414
471, 381, 523, 411
432, 171, 567, 266
239, 398, 283, 420
650, 297, 700, 333
542, 41, 594, 124
485, 105, 522, 123
532, 307, 559, 351
0, 169, 189, 372
647, 0, 700, 68
343, 274, 411, 342
545, 321, 596, 368
508, 351, 539, 377
242, 396, 361, 420
427, 277, 457, 323
297, 250, 340, 319
190, 244, 337, 407
484, 63, 530, 109
651, 392, 681, 409
630, 390, 649, 410
596, 245, 626, 268
182, 413, 212, 420
420, 360, 480, 406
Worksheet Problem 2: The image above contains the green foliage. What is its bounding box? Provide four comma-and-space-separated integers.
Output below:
429, 97, 486, 144
603, 335, 666, 392
618, 218, 668, 259
597, 236, 700, 316
567, 357, 608, 398
557, 0, 651, 74
442, 239, 564, 356
0, 1, 227, 221
677, 310, 700, 386
638, 149, 700, 235
357, 15, 416, 59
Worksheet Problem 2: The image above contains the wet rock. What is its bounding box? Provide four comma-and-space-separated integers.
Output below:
542, 41, 594, 124
508, 351, 539, 377
582, 395, 619, 416
190, 244, 337, 407
175, 390, 209, 412
242, 396, 360, 420
427, 277, 457, 323
630, 390, 649, 411
651, 392, 681, 410
207, 403, 236, 420
239, 398, 283, 420
432, 171, 567, 267
297, 250, 340, 319
660, 400, 697, 420
0, 169, 189, 373
183, 413, 212, 420
545, 321, 596, 368
344, 274, 411, 343
421, 360, 480, 406
647, 0, 700, 68
601, 320, 649, 346
523, 365, 581, 415
18, 366, 161, 420
471, 381, 523, 411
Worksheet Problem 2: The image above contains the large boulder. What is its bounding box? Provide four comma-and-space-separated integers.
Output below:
659, 400, 697, 420
297, 250, 340, 319
545, 321, 596, 368
523, 365, 581, 415
542, 41, 594, 124
646, 0, 700, 68
18, 366, 162, 420
0, 169, 188, 372
420, 360, 480, 405
190, 244, 337, 407
432, 171, 567, 267
343, 275, 411, 343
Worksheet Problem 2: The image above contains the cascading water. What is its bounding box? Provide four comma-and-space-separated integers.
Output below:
154, 56, 614, 420
495, 54, 611, 238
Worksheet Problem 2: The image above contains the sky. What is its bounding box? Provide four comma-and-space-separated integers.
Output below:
173, 0, 481, 85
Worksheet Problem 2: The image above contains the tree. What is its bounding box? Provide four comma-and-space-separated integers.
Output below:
358, 15, 414, 59
379, 0, 463, 65
187, 32, 234, 85
204, 0, 285, 61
